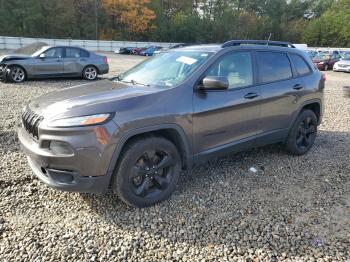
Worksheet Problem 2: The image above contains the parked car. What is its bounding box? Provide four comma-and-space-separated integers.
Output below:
312, 52, 341, 71
18, 40, 324, 207
307, 50, 319, 59
140, 46, 163, 56
115, 47, 135, 55
333, 52, 350, 73
0, 46, 108, 83
154, 43, 194, 55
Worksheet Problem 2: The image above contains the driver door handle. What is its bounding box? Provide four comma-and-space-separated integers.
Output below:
293, 84, 304, 90
244, 92, 259, 99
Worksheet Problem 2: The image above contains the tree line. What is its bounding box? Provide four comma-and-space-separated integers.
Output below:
0, 0, 349, 47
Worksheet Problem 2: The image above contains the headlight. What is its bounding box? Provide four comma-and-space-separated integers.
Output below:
48, 113, 112, 128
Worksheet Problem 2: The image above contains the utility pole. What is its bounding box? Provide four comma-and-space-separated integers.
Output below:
94, 0, 98, 40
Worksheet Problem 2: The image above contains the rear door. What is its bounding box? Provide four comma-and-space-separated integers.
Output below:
33, 47, 64, 76
193, 51, 261, 154
63, 48, 88, 75
256, 51, 302, 143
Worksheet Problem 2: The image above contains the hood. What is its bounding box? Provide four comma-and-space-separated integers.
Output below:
0, 54, 31, 62
337, 59, 350, 65
27, 79, 162, 119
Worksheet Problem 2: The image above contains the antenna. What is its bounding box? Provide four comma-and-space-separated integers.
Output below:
267, 33, 272, 46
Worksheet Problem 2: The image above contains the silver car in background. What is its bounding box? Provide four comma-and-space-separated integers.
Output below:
0, 46, 109, 83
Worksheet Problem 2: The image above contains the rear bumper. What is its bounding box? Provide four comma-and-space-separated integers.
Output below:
98, 64, 109, 75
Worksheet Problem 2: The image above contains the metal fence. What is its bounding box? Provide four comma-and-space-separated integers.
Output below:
0, 36, 177, 51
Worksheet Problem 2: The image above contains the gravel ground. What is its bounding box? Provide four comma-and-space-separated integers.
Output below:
0, 54, 350, 261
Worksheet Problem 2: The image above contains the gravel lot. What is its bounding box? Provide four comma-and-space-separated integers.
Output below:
0, 53, 349, 261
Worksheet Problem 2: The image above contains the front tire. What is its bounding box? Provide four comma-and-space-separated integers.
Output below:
8, 66, 26, 83
285, 110, 318, 155
83, 66, 98, 80
112, 136, 181, 207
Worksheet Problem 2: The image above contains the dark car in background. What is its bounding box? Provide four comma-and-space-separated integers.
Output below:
140, 46, 163, 56
0, 46, 109, 83
18, 40, 324, 207
116, 47, 137, 55
312, 52, 341, 71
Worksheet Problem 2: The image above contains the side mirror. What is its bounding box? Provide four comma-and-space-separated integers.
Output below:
198, 76, 229, 91
39, 53, 46, 59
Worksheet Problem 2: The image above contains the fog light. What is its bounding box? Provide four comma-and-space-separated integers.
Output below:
49, 141, 73, 155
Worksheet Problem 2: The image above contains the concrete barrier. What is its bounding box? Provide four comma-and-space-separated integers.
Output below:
0, 36, 177, 51
1, 36, 349, 52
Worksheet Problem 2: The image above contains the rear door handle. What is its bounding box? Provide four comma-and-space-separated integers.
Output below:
244, 92, 259, 99
293, 84, 304, 90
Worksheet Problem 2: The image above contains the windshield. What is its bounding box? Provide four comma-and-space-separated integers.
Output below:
314, 54, 329, 60
117, 51, 213, 88
342, 53, 350, 60
31, 46, 50, 57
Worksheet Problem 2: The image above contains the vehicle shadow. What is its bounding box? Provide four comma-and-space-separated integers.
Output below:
81, 129, 350, 258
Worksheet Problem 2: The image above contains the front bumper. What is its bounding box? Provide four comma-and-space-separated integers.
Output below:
333, 66, 350, 72
26, 157, 110, 193
18, 122, 119, 193
0, 64, 9, 82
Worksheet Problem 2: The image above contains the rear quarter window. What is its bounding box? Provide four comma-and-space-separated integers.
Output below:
257, 51, 293, 84
290, 54, 311, 76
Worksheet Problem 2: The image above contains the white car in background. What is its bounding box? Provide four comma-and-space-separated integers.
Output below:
333, 52, 350, 73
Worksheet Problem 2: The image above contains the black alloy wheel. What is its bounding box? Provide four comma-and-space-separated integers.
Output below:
113, 136, 181, 207
285, 109, 318, 155
131, 150, 176, 198
295, 116, 316, 150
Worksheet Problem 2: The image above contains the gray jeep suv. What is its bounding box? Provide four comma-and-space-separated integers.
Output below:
18, 40, 325, 207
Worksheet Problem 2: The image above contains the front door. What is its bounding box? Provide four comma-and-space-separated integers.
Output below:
33, 47, 64, 77
193, 51, 261, 154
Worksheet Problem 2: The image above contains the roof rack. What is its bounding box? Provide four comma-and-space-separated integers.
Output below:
222, 40, 295, 48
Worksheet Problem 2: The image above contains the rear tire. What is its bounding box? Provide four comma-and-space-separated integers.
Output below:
8, 66, 26, 83
285, 110, 318, 155
83, 66, 98, 80
112, 136, 181, 207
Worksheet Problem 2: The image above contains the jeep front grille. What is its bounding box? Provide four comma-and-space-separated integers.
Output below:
22, 109, 43, 139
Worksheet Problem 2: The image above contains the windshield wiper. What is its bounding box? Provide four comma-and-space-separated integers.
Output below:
117, 78, 150, 87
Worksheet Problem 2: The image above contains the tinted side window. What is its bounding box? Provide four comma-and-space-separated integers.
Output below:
257, 52, 292, 83
206, 52, 253, 89
66, 48, 81, 58
80, 49, 89, 58
290, 54, 311, 76
44, 47, 63, 58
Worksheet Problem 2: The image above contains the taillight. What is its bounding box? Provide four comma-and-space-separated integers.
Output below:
103, 57, 108, 64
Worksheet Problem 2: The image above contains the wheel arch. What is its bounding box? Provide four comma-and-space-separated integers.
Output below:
302, 101, 321, 124
107, 124, 193, 177
8, 64, 27, 75
83, 64, 99, 74
290, 99, 322, 131
6, 64, 28, 81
